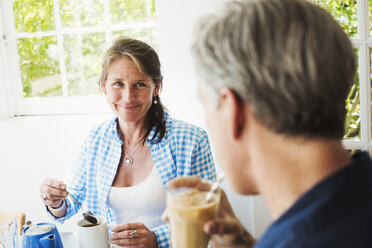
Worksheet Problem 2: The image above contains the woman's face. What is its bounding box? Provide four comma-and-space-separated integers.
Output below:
101, 57, 159, 125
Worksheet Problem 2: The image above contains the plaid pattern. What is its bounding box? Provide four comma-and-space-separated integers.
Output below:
47, 112, 216, 248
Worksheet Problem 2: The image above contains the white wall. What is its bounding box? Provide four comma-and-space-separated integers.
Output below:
156, 0, 217, 126
0, 115, 111, 232
0, 61, 8, 120
0, 0, 272, 238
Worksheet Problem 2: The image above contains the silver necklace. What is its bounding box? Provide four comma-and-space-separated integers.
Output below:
124, 141, 142, 166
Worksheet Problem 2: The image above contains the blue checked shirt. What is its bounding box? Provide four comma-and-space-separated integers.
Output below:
47, 112, 216, 248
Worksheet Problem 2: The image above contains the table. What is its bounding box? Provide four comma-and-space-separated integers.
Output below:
19, 231, 119, 247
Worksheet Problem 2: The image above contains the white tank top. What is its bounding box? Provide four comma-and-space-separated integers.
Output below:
107, 166, 167, 229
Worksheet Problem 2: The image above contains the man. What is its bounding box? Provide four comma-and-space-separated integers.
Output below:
166, 0, 372, 247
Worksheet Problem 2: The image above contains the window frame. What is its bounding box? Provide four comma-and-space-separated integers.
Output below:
0, 0, 157, 116
1, 0, 371, 153
334, 0, 372, 152
0, 1, 9, 120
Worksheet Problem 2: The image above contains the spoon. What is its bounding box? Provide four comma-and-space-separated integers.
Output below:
67, 191, 98, 224
205, 172, 225, 202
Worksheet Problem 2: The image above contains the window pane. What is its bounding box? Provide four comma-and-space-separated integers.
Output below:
369, 0, 372, 35
149, 0, 156, 20
64, 33, 105, 96
315, 0, 357, 37
13, 0, 56, 33
344, 48, 360, 139
370, 47, 372, 137
110, 0, 155, 23
59, 0, 104, 28
112, 28, 159, 51
14, 0, 159, 99
18, 37, 62, 97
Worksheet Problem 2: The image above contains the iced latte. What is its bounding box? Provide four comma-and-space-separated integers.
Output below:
168, 188, 220, 248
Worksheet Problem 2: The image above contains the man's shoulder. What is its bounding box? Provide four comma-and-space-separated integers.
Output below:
256, 203, 372, 248
255, 154, 372, 248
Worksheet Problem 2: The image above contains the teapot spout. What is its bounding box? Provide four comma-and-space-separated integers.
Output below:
39, 234, 56, 248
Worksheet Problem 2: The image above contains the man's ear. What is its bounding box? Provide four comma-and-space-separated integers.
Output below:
100, 81, 107, 95
219, 87, 246, 140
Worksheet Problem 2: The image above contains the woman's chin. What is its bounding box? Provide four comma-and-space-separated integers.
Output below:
116, 113, 146, 125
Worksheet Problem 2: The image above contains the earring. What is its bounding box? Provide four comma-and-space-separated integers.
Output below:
153, 97, 158, 105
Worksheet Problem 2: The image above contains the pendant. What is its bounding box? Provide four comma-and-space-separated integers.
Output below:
124, 156, 133, 166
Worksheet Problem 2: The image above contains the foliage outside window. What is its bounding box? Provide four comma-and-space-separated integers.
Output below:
12, 0, 157, 98
315, 0, 360, 140
7, 0, 368, 141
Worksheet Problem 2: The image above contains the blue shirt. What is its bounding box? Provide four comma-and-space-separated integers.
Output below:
255, 151, 372, 248
48, 112, 216, 248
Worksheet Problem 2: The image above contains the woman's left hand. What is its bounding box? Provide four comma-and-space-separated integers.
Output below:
110, 222, 158, 248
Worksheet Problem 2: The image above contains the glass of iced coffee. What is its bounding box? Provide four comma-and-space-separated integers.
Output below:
167, 187, 220, 248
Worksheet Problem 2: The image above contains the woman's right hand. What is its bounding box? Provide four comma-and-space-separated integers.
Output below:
39, 178, 68, 209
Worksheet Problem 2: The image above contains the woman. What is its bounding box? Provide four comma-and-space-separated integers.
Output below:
39, 37, 216, 248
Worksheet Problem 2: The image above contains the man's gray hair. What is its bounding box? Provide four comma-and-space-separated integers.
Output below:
192, 0, 356, 139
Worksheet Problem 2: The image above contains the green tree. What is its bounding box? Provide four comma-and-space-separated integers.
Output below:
14, 0, 60, 97
315, 0, 360, 140
13, 0, 156, 97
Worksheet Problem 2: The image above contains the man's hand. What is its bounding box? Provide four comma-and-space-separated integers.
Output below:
165, 176, 255, 248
